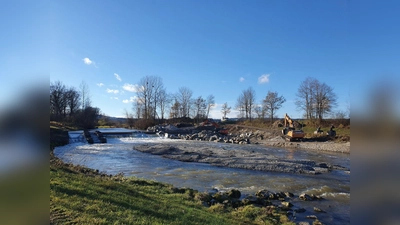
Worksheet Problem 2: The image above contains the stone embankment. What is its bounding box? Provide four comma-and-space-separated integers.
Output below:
189, 187, 329, 225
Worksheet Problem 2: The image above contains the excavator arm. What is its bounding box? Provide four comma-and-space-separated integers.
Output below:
282, 113, 305, 141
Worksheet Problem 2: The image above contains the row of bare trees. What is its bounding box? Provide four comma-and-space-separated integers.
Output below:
129, 76, 340, 123
235, 87, 286, 122
233, 77, 339, 121
130, 76, 215, 123
50, 81, 100, 128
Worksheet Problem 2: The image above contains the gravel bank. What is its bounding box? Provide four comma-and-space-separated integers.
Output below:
261, 139, 350, 153
133, 142, 350, 175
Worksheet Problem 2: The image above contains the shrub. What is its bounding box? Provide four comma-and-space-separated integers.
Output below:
208, 203, 227, 213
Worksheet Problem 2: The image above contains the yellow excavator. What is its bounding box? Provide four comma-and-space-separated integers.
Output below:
281, 113, 305, 141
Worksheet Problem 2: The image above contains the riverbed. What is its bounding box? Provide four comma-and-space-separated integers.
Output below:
54, 135, 350, 224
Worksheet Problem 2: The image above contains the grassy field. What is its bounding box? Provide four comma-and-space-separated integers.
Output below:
50, 123, 294, 225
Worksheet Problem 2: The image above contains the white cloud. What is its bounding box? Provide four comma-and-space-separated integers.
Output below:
110, 97, 119, 100
83, 57, 93, 65
122, 96, 138, 104
114, 73, 122, 81
83, 57, 98, 67
239, 77, 245, 82
123, 83, 141, 92
106, 88, 119, 94
258, 74, 270, 84
96, 83, 104, 87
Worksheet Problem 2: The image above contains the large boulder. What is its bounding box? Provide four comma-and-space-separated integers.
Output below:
256, 189, 277, 200
226, 189, 241, 199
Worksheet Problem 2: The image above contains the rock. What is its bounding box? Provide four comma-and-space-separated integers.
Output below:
295, 208, 306, 213
256, 189, 275, 199
313, 207, 325, 213
212, 192, 228, 203
281, 201, 293, 207
227, 189, 241, 199
313, 220, 323, 225
242, 195, 259, 205
298, 222, 310, 225
310, 194, 324, 200
299, 193, 313, 201
195, 192, 212, 202
276, 192, 286, 198
284, 192, 294, 198
306, 215, 318, 219
209, 135, 218, 142
318, 162, 329, 168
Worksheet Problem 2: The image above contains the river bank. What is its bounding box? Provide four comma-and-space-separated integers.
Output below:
153, 124, 350, 154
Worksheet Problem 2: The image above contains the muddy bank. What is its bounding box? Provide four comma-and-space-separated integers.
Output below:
133, 143, 349, 175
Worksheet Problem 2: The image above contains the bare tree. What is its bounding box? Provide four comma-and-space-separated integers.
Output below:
236, 87, 256, 120
50, 81, 67, 120
193, 96, 206, 122
176, 87, 193, 118
133, 100, 144, 119
136, 76, 163, 120
334, 110, 347, 119
254, 105, 264, 119
124, 109, 135, 129
221, 102, 231, 119
296, 77, 337, 121
235, 94, 245, 118
206, 94, 215, 119
169, 98, 181, 118
158, 88, 171, 120
65, 87, 80, 117
314, 82, 337, 120
79, 81, 91, 110
151, 77, 164, 121
262, 91, 286, 123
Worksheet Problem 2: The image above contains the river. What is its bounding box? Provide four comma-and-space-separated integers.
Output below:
54, 135, 350, 224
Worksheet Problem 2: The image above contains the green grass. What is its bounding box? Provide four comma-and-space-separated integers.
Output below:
51, 161, 249, 224
50, 157, 294, 225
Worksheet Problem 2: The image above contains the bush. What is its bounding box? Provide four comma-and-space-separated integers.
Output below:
134, 119, 155, 130
208, 204, 227, 213
232, 205, 262, 220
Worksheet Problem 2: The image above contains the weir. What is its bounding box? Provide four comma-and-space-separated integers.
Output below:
69, 128, 142, 144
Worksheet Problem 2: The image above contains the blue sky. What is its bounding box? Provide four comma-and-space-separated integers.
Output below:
1, 0, 399, 119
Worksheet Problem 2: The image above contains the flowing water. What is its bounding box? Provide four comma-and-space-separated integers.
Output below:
54, 135, 350, 224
